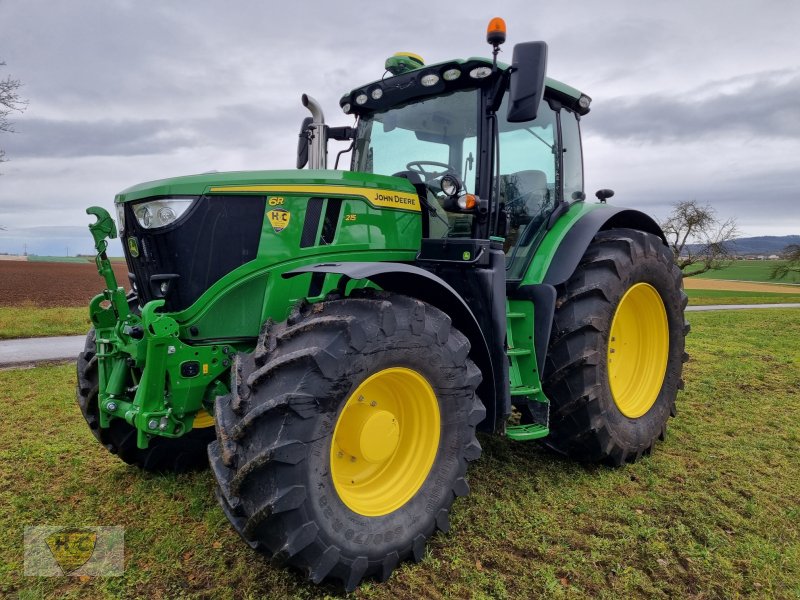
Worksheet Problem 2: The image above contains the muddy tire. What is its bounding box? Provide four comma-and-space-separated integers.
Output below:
542, 228, 689, 465
76, 328, 214, 473
209, 292, 484, 591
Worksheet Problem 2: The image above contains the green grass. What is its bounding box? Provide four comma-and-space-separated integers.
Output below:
25, 256, 92, 263
0, 306, 90, 339
2, 310, 799, 598
694, 260, 800, 284
4, 292, 796, 340
686, 289, 800, 305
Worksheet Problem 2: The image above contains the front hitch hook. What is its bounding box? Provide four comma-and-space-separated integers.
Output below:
87, 206, 118, 254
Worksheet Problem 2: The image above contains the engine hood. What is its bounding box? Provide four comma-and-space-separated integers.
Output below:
115, 169, 417, 203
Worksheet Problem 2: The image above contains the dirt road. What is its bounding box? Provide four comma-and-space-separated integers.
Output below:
682, 278, 800, 294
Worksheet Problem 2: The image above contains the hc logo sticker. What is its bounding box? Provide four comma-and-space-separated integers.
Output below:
268, 208, 291, 233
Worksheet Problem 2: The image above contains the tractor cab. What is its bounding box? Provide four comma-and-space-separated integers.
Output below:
301, 35, 592, 285
294, 30, 596, 431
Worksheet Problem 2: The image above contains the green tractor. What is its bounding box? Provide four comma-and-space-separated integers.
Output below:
78, 19, 687, 591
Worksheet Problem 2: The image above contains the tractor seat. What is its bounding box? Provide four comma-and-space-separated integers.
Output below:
498, 170, 550, 253
497, 170, 549, 218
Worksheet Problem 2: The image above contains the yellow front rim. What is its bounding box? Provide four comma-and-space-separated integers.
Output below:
607, 283, 670, 418
193, 408, 215, 428
330, 367, 440, 517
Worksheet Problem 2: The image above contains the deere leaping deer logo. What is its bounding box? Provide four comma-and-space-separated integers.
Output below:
45, 527, 98, 575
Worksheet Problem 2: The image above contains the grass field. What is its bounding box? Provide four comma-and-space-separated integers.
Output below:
1, 291, 797, 340
1, 257, 797, 340
694, 260, 800, 284
25, 256, 92, 263
2, 309, 798, 599
0, 306, 90, 340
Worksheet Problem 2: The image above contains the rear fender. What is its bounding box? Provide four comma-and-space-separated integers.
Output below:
543, 207, 666, 286
517, 205, 667, 375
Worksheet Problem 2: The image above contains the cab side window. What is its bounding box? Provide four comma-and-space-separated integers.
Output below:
561, 110, 584, 202
497, 96, 559, 277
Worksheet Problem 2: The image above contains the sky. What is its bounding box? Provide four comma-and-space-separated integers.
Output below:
0, 0, 798, 256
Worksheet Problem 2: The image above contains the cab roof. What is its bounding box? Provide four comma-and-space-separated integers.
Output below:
340, 56, 590, 117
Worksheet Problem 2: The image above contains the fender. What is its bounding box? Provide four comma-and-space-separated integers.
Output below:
283, 262, 498, 432
543, 206, 666, 286
514, 204, 667, 377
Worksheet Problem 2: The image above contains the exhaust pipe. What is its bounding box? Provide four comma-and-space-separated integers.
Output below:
301, 94, 327, 169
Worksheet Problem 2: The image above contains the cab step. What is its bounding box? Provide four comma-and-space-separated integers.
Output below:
510, 386, 540, 396
506, 348, 531, 357
506, 423, 549, 441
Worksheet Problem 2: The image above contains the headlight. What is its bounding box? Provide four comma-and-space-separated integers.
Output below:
133, 198, 194, 229
440, 174, 461, 197
115, 203, 126, 234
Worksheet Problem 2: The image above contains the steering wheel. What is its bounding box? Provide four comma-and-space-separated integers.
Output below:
406, 160, 458, 181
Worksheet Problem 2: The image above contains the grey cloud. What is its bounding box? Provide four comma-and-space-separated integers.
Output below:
4, 102, 297, 158
589, 70, 800, 142
4, 117, 197, 157
2, 0, 800, 236
606, 164, 799, 230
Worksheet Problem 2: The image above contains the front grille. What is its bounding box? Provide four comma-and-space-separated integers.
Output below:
124, 195, 266, 312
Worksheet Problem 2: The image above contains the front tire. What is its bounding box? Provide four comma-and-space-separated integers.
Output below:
542, 228, 689, 465
209, 293, 484, 591
76, 329, 214, 472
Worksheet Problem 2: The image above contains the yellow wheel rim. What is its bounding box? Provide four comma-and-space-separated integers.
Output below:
330, 367, 440, 517
607, 283, 669, 418
193, 408, 215, 428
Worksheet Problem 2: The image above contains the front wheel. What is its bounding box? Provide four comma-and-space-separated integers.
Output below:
76, 329, 214, 472
209, 292, 484, 591
542, 228, 689, 465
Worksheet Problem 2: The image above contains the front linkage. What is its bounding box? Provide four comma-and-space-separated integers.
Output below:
86, 207, 229, 449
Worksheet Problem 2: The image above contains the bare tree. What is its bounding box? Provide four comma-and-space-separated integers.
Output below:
661, 200, 738, 277
770, 244, 800, 280
1, 60, 28, 164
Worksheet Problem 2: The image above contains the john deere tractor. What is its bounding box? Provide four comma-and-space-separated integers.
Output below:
78, 19, 687, 591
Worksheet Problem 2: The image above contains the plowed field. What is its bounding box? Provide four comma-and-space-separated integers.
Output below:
0, 261, 129, 307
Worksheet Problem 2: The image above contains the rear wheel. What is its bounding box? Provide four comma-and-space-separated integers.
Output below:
542, 228, 689, 465
209, 292, 484, 591
76, 328, 214, 473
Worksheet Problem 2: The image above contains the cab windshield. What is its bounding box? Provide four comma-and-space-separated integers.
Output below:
352, 89, 479, 238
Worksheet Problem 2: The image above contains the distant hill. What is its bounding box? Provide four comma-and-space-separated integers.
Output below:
686, 235, 799, 257
727, 235, 800, 256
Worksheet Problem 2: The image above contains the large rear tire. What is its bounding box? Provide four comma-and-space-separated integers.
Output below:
76, 328, 214, 473
209, 292, 484, 591
542, 228, 689, 465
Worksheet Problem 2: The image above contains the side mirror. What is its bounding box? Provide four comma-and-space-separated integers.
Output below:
296, 116, 313, 169
507, 41, 548, 123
